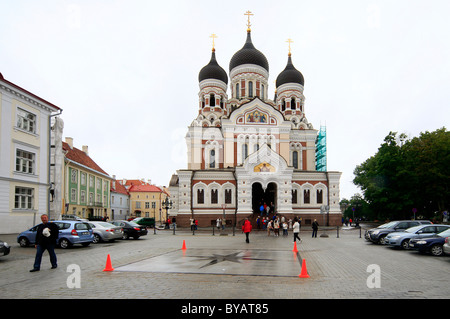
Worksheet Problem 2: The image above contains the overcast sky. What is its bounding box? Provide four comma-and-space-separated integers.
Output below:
1, 0, 449, 200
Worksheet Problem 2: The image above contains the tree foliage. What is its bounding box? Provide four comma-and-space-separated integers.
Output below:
353, 127, 449, 221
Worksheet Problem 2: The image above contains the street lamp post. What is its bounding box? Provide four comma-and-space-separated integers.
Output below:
162, 197, 173, 229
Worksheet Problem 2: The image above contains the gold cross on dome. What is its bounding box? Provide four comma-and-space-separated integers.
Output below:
286, 38, 294, 55
210, 33, 218, 51
244, 10, 254, 31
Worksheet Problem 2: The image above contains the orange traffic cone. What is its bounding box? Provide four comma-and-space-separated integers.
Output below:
182, 240, 187, 250
299, 259, 309, 278
293, 241, 298, 253
103, 254, 114, 272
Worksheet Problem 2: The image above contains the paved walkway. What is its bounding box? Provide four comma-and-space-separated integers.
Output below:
0, 226, 449, 300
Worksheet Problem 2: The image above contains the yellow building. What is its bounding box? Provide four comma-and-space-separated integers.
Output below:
122, 179, 169, 224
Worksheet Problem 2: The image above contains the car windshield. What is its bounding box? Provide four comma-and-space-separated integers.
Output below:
378, 222, 397, 229
96, 222, 115, 228
437, 229, 450, 238
405, 226, 423, 233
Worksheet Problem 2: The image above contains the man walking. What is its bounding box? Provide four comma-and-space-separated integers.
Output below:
312, 219, 319, 238
30, 214, 59, 272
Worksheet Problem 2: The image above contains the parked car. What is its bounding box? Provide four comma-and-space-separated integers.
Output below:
17, 220, 94, 249
110, 220, 148, 240
61, 214, 88, 222
365, 220, 432, 244
0, 240, 10, 257
132, 217, 155, 228
385, 224, 450, 249
409, 228, 450, 256
443, 235, 450, 255
88, 221, 123, 243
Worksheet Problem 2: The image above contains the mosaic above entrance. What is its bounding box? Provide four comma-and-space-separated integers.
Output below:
254, 162, 275, 172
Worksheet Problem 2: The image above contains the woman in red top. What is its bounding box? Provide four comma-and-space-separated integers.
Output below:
242, 218, 252, 243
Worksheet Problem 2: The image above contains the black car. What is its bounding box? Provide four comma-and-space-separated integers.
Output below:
111, 220, 148, 240
0, 240, 11, 256
365, 220, 432, 244
409, 228, 450, 256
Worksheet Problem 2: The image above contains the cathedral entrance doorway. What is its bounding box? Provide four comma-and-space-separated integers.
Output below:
252, 182, 277, 216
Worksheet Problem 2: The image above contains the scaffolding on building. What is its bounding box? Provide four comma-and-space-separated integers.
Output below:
315, 125, 327, 171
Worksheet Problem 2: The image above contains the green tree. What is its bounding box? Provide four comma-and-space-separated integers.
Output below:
353, 128, 449, 221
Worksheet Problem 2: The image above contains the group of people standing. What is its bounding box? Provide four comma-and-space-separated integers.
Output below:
254, 215, 320, 242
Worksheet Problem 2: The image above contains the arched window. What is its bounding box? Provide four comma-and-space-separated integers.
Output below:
197, 189, 204, 204
291, 97, 296, 110
292, 189, 298, 204
220, 96, 224, 109
261, 84, 265, 100
225, 189, 232, 204
248, 81, 253, 98
304, 189, 310, 204
282, 99, 286, 111
293, 151, 298, 169
209, 149, 215, 168
317, 189, 323, 204
236, 83, 239, 99
242, 143, 248, 163
210, 94, 215, 107
211, 189, 218, 204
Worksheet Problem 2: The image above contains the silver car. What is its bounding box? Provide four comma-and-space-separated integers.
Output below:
386, 224, 450, 249
444, 235, 450, 255
88, 221, 123, 243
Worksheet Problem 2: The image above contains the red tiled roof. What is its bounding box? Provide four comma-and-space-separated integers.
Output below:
63, 142, 109, 177
110, 179, 129, 195
128, 184, 163, 193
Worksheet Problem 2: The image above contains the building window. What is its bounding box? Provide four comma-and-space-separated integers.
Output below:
225, 189, 232, 204
293, 151, 298, 169
291, 97, 296, 110
292, 189, 298, 204
317, 189, 323, 204
145, 202, 150, 209
81, 173, 86, 186
261, 84, 265, 100
236, 83, 239, 99
71, 169, 78, 183
210, 94, 215, 107
16, 108, 36, 133
242, 144, 248, 163
197, 189, 204, 204
211, 189, 218, 204
15, 187, 34, 209
248, 81, 253, 98
209, 149, 215, 168
282, 99, 286, 111
304, 189, 310, 204
71, 188, 77, 202
15, 149, 35, 174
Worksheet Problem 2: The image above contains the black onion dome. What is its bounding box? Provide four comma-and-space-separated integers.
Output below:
198, 50, 228, 84
276, 54, 304, 87
229, 31, 269, 72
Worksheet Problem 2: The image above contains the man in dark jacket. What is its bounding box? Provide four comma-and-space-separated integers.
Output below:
312, 219, 319, 238
30, 214, 59, 272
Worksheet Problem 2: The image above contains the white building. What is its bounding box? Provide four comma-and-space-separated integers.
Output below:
169, 17, 342, 228
0, 72, 62, 233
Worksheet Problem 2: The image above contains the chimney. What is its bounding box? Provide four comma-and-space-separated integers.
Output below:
65, 137, 73, 149
82, 145, 89, 155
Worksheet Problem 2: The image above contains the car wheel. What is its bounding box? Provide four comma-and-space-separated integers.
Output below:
93, 234, 101, 244
430, 244, 443, 256
18, 237, 29, 247
59, 238, 71, 249
401, 239, 410, 250
378, 235, 387, 245
122, 233, 129, 240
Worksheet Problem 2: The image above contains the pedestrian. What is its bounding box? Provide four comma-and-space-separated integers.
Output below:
30, 214, 59, 272
195, 219, 198, 230
190, 218, 195, 231
282, 221, 288, 236
293, 217, 301, 243
216, 218, 221, 230
267, 220, 273, 236
312, 219, 319, 238
242, 218, 252, 243
274, 218, 280, 237
256, 216, 260, 230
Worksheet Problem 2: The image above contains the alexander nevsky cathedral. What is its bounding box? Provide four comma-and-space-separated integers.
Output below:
169, 12, 342, 229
